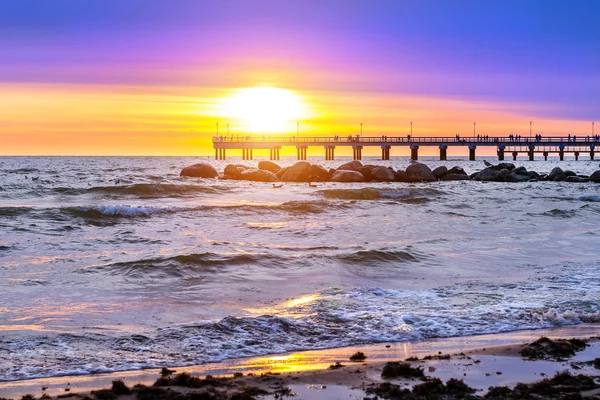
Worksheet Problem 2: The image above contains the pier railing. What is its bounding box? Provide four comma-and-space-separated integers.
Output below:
211, 135, 600, 161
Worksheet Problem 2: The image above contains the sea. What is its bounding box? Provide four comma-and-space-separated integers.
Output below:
1, 155, 599, 382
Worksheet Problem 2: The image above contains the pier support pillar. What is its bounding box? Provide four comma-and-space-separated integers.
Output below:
381, 145, 391, 160
216, 149, 226, 160
468, 144, 476, 161
439, 145, 447, 161
497, 145, 506, 161
410, 145, 419, 161
215, 149, 219, 160
574, 151, 579, 161
353, 146, 363, 160
297, 147, 307, 160
512, 152, 518, 161
325, 146, 335, 161
558, 144, 565, 161
591, 151, 595, 161
543, 152, 548, 161
527, 144, 535, 161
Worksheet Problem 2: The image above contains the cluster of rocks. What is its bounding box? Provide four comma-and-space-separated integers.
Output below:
180, 161, 600, 184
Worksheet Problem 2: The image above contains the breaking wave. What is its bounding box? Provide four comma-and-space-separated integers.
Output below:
319, 187, 446, 202
52, 183, 230, 198
2, 262, 598, 382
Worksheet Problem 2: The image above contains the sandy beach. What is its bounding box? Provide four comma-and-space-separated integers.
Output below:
2, 326, 598, 399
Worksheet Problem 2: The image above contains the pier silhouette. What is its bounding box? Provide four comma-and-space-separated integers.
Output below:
213, 135, 600, 161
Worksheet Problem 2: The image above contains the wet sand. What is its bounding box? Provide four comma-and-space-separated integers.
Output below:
1, 325, 598, 399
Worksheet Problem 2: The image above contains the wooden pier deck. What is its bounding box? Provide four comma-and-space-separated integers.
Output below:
212, 135, 600, 161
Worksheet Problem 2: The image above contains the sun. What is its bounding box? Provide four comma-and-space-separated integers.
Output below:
220, 87, 309, 134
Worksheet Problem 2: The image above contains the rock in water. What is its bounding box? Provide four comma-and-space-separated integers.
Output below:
370, 166, 396, 182
590, 170, 600, 183
548, 167, 567, 182
441, 174, 470, 181
224, 164, 242, 179
309, 165, 330, 181
180, 163, 218, 178
258, 160, 281, 174
337, 160, 364, 172
483, 160, 493, 167
281, 161, 312, 182
240, 169, 279, 182
276, 166, 289, 179
432, 166, 448, 179
447, 166, 467, 176
564, 176, 589, 183
331, 170, 365, 182
475, 168, 499, 181
505, 173, 531, 183
405, 163, 436, 182
394, 170, 406, 182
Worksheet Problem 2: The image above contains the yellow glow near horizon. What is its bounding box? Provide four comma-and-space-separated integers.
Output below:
220, 87, 309, 134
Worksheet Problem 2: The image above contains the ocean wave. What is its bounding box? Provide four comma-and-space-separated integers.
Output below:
319, 187, 446, 202
2, 264, 599, 382
528, 208, 579, 219
64, 205, 180, 218
0, 206, 33, 217
53, 183, 229, 198
338, 249, 421, 264
2, 168, 39, 174
78, 252, 281, 280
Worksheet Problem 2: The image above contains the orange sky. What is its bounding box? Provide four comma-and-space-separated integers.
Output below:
1, 82, 595, 156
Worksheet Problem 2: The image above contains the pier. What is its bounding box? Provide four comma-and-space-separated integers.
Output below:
213, 135, 600, 161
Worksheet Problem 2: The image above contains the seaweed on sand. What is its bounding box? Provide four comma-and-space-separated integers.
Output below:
520, 337, 587, 360
381, 362, 425, 379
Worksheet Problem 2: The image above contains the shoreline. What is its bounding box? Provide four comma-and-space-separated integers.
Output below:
2, 324, 598, 399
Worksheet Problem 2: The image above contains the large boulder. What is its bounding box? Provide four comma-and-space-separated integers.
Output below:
432, 166, 448, 179
505, 173, 531, 183
240, 169, 279, 182
512, 166, 528, 175
276, 166, 289, 179
564, 170, 577, 177
564, 176, 589, 183
370, 166, 396, 182
497, 168, 511, 181
394, 169, 406, 182
337, 160, 363, 172
548, 167, 567, 182
405, 163, 436, 182
309, 165, 330, 181
180, 163, 218, 178
224, 164, 242, 179
331, 170, 364, 182
447, 166, 467, 176
489, 162, 516, 171
258, 160, 281, 174
359, 165, 378, 181
441, 173, 470, 181
281, 162, 312, 182
590, 170, 600, 183
475, 168, 499, 181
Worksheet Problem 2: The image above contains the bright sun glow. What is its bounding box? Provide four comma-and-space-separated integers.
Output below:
220, 87, 309, 134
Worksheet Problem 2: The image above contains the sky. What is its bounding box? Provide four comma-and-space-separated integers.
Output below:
1, 0, 599, 155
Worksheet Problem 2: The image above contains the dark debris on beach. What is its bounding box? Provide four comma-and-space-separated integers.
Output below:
520, 337, 588, 361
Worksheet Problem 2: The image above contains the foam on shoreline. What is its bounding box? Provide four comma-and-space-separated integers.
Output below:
1, 325, 598, 399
